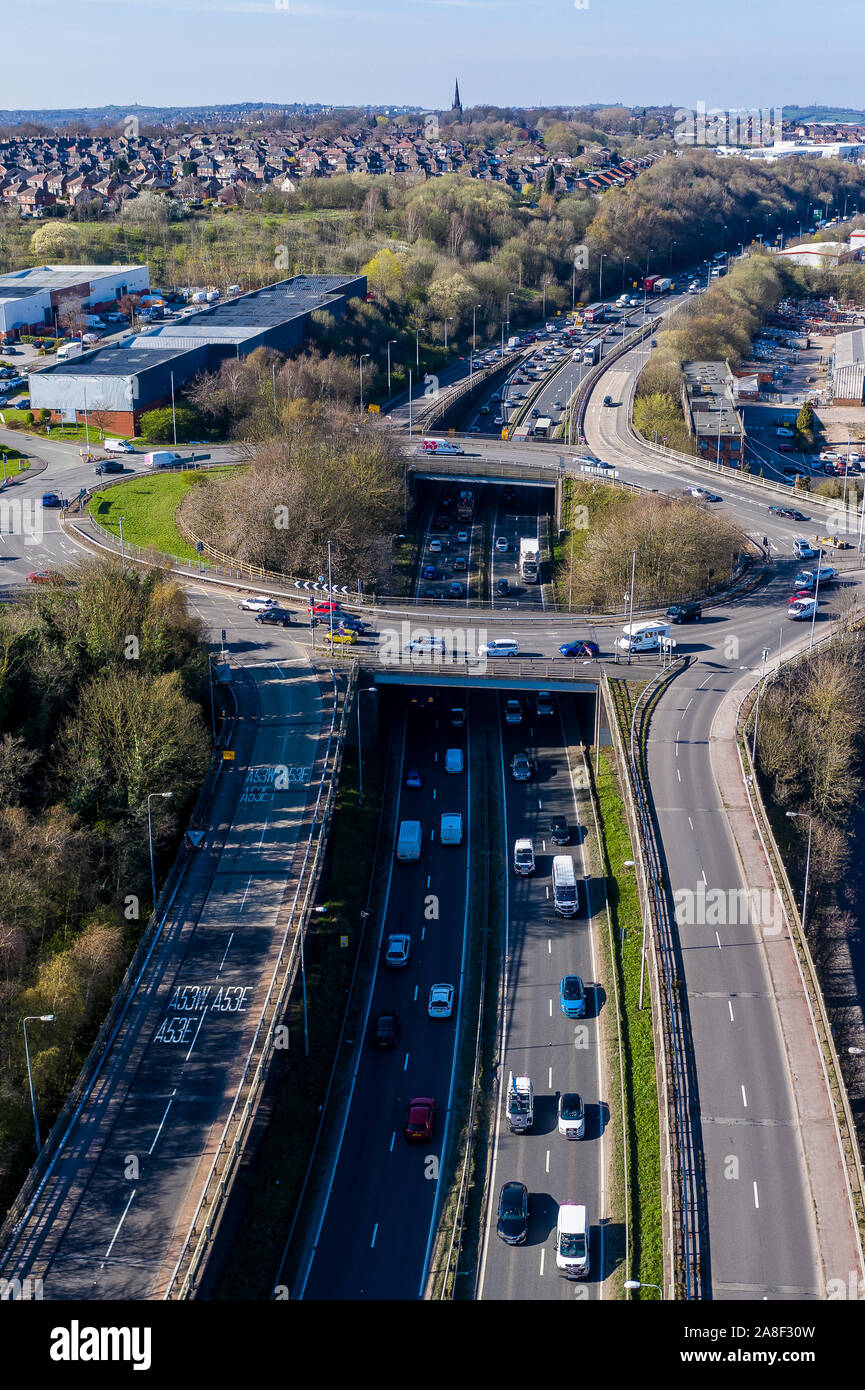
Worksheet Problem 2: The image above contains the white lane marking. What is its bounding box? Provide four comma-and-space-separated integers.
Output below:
549, 998, 553, 1017
539, 1248, 546, 1276
239, 875, 253, 912
688, 816, 694, 830
728, 1000, 735, 1022
403, 1052, 410, 1071
389, 1132, 396, 1152
371, 1223, 379, 1248
430, 828, 435, 842
753, 1182, 760, 1209
413, 985, 418, 1002
698, 675, 712, 689
185, 1011, 207, 1061
257, 816, 269, 849
433, 788, 437, 801
104, 1189, 136, 1259
677, 768, 681, 781
426, 875, 431, 888
545, 885, 550, 899
542, 840, 547, 852
148, 1090, 177, 1155
546, 1149, 551, 1174
741, 1085, 748, 1108
538, 798, 543, 809
715, 931, 722, 949
548, 939, 552, 954
217, 933, 234, 974
683, 698, 693, 714
548, 1067, 552, 1088
701, 869, 707, 884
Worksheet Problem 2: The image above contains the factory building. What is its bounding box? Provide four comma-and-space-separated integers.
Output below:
0, 263, 149, 341
28, 273, 366, 434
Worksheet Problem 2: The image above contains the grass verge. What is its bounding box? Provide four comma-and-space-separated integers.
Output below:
591, 711, 663, 1295
88, 468, 238, 562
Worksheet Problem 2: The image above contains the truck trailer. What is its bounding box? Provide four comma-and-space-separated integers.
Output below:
519, 536, 540, 583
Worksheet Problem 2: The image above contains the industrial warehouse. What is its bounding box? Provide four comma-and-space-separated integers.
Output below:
0, 263, 150, 339
27, 272, 367, 434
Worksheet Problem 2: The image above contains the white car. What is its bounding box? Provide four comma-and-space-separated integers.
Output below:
384, 934, 411, 968
557, 1092, 586, 1140
495, 537, 509, 552
405, 635, 446, 654
444, 748, 464, 774
239, 595, 278, 612
479, 638, 519, 658
428, 983, 455, 1018
429, 539, 442, 553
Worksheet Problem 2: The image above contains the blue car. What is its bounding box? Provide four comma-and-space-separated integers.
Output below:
559, 640, 600, 659
405, 769, 423, 789
560, 975, 586, 1019
41, 492, 62, 508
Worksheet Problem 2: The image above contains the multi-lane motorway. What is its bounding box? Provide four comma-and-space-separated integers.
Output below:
0, 272, 862, 1301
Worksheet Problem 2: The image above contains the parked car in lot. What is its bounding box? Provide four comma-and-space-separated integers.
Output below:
496, 1181, 529, 1245
404, 1097, 435, 1142
255, 607, 292, 626
240, 594, 277, 612
384, 934, 411, 968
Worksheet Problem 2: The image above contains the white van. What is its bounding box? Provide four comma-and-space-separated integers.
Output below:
552, 855, 578, 917
616, 620, 670, 653
104, 438, 134, 454
556, 1203, 590, 1279
144, 451, 181, 469
440, 813, 463, 846
420, 438, 464, 455
397, 820, 423, 861
514, 838, 535, 876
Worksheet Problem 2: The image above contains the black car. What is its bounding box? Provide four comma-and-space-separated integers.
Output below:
549, 815, 570, 845
255, 607, 292, 626
496, 1181, 529, 1245
788, 509, 809, 522
666, 601, 702, 624
603, 395, 613, 407
93, 458, 125, 474
370, 1012, 400, 1049
496, 579, 510, 596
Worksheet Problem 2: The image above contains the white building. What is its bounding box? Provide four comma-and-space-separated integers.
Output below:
715, 140, 862, 163
774, 241, 860, 270
0, 264, 149, 340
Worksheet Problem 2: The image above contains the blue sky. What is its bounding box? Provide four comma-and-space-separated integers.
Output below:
5, 0, 864, 113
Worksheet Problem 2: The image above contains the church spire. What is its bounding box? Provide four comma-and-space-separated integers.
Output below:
452, 79, 462, 115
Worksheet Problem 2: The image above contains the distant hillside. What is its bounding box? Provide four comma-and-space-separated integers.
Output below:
783, 105, 865, 124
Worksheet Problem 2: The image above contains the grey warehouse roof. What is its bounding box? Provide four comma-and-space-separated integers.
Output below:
834, 329, 865, 368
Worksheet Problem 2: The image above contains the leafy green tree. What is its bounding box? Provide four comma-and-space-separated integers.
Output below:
139, 403, 200, 442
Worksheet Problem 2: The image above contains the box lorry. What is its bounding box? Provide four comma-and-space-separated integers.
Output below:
519, 536, 540, 583
506, 1073, 534, 1133
56, 341, 83, 360
396, 820, 423, 862
582, 342, 600, 364
144, 450, 181, 469
643, 275, 660, 293
552, 855, 579, 917
652, 277, 672, 294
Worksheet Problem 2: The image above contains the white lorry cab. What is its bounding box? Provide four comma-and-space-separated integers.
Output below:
506, 1073, 534, 1133
144, 450, 181, 469
396, 820, 423, 862
552, 855, 578, 917
616, 620, 670, 653
556, 1203, 590, 1279
440, 813, 463, 846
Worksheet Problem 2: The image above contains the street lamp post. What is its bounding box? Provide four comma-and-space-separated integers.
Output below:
786, 811, 814, 934
624, 1280, 662, 1297
118, 515, 126, 567
147, 791, 173, 910
599, 253, 606, 304
471, 304, 481, 379
444, 318, 452, 356
751, 647, 771, 762
386, 339, 397, 396
415, 327, 420, 370
356, 687, 378, 808
23, 1014, 55, 1151
626, 549, 636, 665
359, 353, 370, 416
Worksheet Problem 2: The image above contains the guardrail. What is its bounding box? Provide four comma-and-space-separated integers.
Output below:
602, 661, 708, 1299
164, 663, 357, 1298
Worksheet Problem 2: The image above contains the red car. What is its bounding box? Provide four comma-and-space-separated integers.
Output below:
788, 590, 815, 604
404, 1097, 436, 1142
307, 601, 341, 615
26, 570, 51, 584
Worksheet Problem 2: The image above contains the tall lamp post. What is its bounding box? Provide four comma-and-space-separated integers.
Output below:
356, 687, 378, 808
443, 317, 452, 356
786, 810, 813, 935
147, 791, 173, 911
23, 1014, 54, 1151
751, 647, 771, 762
471, 303, 481, 379
626, 548, 637, 665
359, 353, 370, 416
386, 339, 397, 396
624, 1280, 662, 1298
